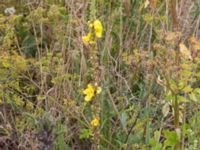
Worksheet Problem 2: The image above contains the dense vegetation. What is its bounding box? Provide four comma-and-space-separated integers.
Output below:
0, 0, 200, 149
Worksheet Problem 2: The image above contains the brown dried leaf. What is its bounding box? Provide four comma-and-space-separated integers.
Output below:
189, 36, 200, 50
179, 43, 192, 60
162, 103, 170, 118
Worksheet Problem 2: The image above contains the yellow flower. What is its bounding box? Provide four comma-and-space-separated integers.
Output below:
94, 83, 102, 94
87, 20, 94, 28
82, 32, 92, 43
82, 32, 95, 44
93, 20, 103, 38
90, 118, 100, 127
89, 23, 93, 28
83, 84, 95, 102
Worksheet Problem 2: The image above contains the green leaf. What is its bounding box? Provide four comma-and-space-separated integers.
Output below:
22, 36, 37, 57
145, 121, 151, 144
79, 128, 93, 139
182, 85, 193, 93
163, 130, 179, 149
189, 93, 198, 102
121, 112, 128, 129
177, 96, 189, 103
150, 130, 162, 150
162, 103, 170, 118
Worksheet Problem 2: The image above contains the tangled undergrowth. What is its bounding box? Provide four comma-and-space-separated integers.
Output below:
0, 0, 200, 149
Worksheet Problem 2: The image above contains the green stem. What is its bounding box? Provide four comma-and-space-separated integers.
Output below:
174, 95, 180, 150
174, 95, 179, 129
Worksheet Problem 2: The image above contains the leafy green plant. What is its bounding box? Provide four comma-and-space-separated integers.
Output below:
0, 0, 200, 149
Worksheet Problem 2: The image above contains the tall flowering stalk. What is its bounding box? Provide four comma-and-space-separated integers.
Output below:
82, 19, 103, 84
82, 19, 103, 147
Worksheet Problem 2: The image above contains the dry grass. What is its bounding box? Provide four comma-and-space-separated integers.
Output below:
0, 0, 200, 149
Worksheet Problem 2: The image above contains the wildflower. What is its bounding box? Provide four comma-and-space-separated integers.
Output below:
94, 82, 102, 94
83, 84, 95, 102
93, 20, 103, 38
82, 32, 95, 44
90, 118, 100, 127
82, 19, 103, 44
87, 21, 94, 28
82, 32, 92, 43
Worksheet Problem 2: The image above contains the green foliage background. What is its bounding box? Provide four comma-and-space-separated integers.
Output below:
0, 0, 200, 149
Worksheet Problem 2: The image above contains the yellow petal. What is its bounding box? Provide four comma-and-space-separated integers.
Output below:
95, 31, 102, 38
84, 95, 92, 102
83, 89, 88, 94
90, 118, 100, 127
93, 20, 103, 38
83, 84, 95, 102
82, 33, 92, 43
87, 84, 94, 91
82, 36, 89, 43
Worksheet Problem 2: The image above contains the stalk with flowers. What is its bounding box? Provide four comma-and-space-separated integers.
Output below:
82, 19, 103, 147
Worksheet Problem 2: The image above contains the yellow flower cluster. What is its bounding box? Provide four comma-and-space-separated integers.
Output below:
83, 84, 95, 102
82, 33, 94, 44
83, 83, 102, 102
93, 20, 103, 38
82, 19, 103, 44
90, 117, 100, 127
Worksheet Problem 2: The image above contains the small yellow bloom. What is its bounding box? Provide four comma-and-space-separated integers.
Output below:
83, 84, 95, 102
82, 32, 92, 43
90, 118, 100, 127
89, 23, 93, 28
96, 87, 102, 94
93, 20, 103, 38
94, 83, 102, 94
